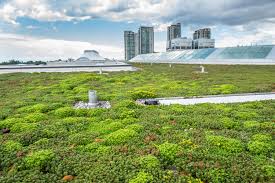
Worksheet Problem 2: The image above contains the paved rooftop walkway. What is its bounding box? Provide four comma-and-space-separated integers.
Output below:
158, 92, 275, 105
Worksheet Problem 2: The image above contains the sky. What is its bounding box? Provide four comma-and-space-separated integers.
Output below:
0, 0, 275, 61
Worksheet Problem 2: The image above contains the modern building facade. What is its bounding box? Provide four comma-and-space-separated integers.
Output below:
193, 28, 211, 40
167, 23, 181, 50
124, 26, 154, 60
124, 31, 136, 61
192, 38, 215, 49
134, 33, 139, 56
167, 27, 215, 51
170, 37, 193, 50
192, 28, 214, 49
138, 26, 154, 54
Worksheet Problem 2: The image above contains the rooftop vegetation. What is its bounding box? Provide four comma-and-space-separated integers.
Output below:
0, 64, 274, 182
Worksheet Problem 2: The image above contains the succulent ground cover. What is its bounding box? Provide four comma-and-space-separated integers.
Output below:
0, 64, 275, 182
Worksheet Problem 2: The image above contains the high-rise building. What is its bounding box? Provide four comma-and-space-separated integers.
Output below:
124, 26, 154, 60
192, 28, 214, 49
138, 26, 154, 54
167, 26, 215, 51
124, 31, 136, 61
134, 33, 139, 56
193, 28, 211, 40
167, 23, 181, 50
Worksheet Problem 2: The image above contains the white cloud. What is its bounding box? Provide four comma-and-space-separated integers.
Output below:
152, 22, 171, 32
1, 0, 275, 27
0, 0, 90, 25
216, 21, 275, 47
0, 0, 274, 60
154, 41, 166, 52
0, 33, 123, 61
26, 25, 39, 29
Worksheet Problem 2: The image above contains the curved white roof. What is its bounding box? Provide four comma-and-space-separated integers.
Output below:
130, 45, 275, 65
77, 50, 105, 61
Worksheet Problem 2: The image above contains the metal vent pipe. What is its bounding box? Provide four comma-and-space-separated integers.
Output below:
89, 90, 98, 104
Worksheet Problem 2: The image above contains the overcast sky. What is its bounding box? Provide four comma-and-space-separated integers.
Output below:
0, 0, 275, 61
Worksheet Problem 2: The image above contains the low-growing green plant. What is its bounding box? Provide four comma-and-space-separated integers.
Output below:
24, 149, 55, 169
61, 117, 92, 132
105, 129, 138, 145
0, 64, 275, 182
87, 108, 106, 117
210, 84, 237, 94
207, 168, 229, 183
130, 90, 157, 100
260, 122, 275, 130
206, 135, 243, 154
17, 104, 50, 113
78, 143, 111, 155
24, 113, 47, 123
243, 121, 261, 129
160, 126, 173, 134
180, 139, 198, 149
79, 143, 100, 152
74, 108, 89, 117
115, 100, 138, 109
32, 138, 50, 147
89, 120, 124, 135
129, 171, 153, 183
3, 140, 23, 152
157, 142, 180, 163
10, 123, 38, 133
248, 141, 272, 155
0, 108, 11, 120
234, 112, 259, 120
139, 155, 160, 169
126, 124, 144, 132
95, 145, 111, 155
54, 107, 75, 118
220, 117, 239, 129
251, 134, 272, 142
261, 165, 275, 177
117, 108, 137, 119
0, 118, 25, 129
68, 133, 92, 145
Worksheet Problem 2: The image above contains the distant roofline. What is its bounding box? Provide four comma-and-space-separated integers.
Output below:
219, 44, 275, 49
139, 26, 154, 28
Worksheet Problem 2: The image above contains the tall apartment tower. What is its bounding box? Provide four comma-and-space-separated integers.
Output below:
138, 26, 154, 54
193, 28, 211, 40
134, 33, 139, 56
124, 31, 136, 61
167, 23, 181, 50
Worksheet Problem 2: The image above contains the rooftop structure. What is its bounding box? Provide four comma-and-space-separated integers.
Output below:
170, 37, 193, 51
130, 45, 275, 65
193, 28, 211, 40
124, 26, 154, 61
124, 31, 136, 61
76, 50, 105, 62
167, 23, 181, 50
193, 38, 215, 49
138, 26, 154, 55
167, 26, 215, 51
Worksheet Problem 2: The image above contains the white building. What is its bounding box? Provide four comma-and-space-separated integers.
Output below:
192, 39, 215, 49
167, 37, 215, 51
168, 37, 193, 51
76, 50, 106, 62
